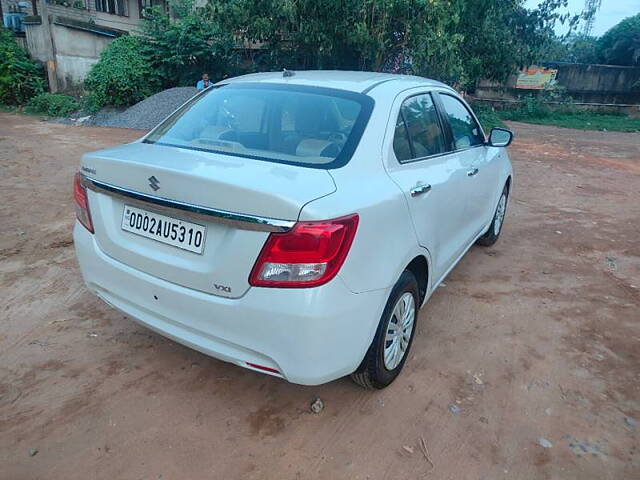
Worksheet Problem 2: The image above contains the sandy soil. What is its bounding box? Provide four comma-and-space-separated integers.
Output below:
1, 114, 638, 480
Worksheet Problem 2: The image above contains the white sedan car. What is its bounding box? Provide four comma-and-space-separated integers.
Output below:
74, 71, 513, 388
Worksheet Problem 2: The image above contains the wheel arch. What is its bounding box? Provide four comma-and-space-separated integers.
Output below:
404, 255, 429, 304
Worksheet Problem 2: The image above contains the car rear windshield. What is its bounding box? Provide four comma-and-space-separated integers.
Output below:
144, 83, 374, 169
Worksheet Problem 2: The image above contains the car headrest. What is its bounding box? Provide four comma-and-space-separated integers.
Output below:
296, 139, 341, 158
200, 125, 233, 141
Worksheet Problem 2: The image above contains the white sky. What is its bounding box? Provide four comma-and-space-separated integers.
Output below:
525, 0, 640, 36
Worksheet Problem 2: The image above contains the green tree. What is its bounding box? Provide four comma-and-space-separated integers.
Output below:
228, 0, 466, 80
140, 0, 235, 87
83, 0, 585, 106
230, 0, 581, 86
458, 0, 582, 85
542, 34, 598, 63
0, 27, 45, 105
566, 34, 599, 63
596, 13, 640, 66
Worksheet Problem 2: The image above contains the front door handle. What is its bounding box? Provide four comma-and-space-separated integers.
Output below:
467, 167, 479, 177
410, 183, 432, 197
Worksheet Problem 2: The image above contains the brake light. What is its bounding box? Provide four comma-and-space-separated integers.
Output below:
249, 214, 359, 288
73, 173, 94, 233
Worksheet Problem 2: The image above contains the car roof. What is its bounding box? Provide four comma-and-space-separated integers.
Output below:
218, 70, 454, 96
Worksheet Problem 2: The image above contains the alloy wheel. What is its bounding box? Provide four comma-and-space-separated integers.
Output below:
383, 292, 416, 370
494, 193, 507, 236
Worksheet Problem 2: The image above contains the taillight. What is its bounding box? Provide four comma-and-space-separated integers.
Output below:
249, 214, 359, 288
73, 173, 94, 233
246, 362, 281, 375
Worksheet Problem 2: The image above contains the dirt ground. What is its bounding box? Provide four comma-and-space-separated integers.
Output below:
1, 113, 638, 480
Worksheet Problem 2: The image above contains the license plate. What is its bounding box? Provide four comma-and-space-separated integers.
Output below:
122, 205, 206, 254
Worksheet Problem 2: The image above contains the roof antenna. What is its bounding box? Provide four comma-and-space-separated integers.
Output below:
283, 68, 295, 78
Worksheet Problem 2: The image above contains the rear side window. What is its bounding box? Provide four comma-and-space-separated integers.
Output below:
393, 93, 446, 162
144, 83, 374, 169
439, 94, 484, 150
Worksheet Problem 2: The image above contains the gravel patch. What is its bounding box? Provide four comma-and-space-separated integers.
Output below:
64, 87, 199, 130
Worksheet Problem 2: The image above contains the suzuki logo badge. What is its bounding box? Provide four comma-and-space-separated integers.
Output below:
148, 175, 160, 191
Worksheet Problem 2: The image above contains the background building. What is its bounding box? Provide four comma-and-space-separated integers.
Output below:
1, 0, 166, 91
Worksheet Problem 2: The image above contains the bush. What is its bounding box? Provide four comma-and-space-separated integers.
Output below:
471, 103, 506, 132
501, 86, 575, 121
0, 27, 45, 105
25, 93, 79, 117
518, 94, 551, 118
84, 35, 161, 109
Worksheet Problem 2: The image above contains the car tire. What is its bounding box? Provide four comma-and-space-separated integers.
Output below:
351, 270, 420, 389
476, 185, 509, 247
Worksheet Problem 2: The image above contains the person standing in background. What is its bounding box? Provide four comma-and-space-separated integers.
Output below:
196, 73, 211, 90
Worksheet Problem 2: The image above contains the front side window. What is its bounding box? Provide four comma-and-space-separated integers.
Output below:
393, 93, 446, 162
144, 84, 373, 168
439, 94, 484, 150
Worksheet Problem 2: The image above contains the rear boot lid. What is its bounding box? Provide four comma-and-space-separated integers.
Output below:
81, 142, 336, 298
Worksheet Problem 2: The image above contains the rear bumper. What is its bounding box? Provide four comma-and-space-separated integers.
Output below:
74, 223, 389, 385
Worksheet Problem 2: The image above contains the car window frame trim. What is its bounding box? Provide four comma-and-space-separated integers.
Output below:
395, 109, 415, 161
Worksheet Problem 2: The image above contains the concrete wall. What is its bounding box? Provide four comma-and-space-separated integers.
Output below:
51, 24, 113, 89
24, 19, 49, 62
553, 64, 640, 104
476, 63, 640, 106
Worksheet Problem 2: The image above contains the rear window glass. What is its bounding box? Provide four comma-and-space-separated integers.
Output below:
144, 83, 374, 169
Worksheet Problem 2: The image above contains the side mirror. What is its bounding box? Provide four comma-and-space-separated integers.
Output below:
488, 128, 514, 147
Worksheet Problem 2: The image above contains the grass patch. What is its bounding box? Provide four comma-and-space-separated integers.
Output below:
499, 111, 640, 133
0, 104, 18, 113
473, 95, 640, 133
472, 104, 507, 132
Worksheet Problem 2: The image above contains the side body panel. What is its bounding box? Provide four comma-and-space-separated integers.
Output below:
433, 92, 506, 238
467, 145, 507, 231
384, 152, 470, 281
381, 86, 474, 283
298, 88, 433, 354
299, 84, 432, 297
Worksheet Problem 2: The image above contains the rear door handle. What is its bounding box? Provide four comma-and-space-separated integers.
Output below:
410, 183, 432, 197
467, 168, 479, 177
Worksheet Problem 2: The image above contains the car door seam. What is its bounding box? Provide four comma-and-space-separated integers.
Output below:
296, 169, 338, 222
